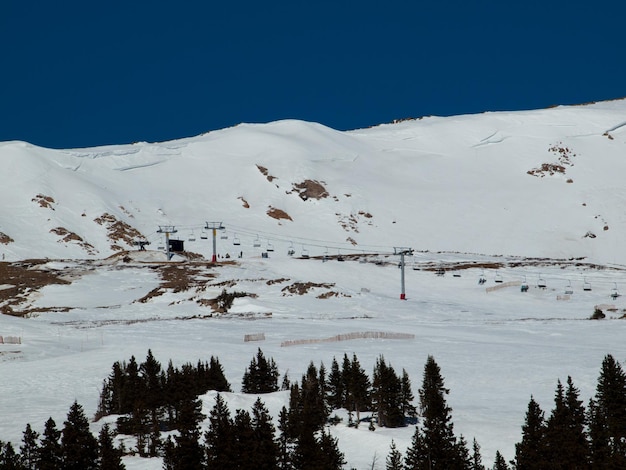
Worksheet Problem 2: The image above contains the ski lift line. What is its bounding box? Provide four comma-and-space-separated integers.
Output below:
224, 223, 396, 252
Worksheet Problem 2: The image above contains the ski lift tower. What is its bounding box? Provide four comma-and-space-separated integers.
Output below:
394, 247, 414, 300
157, 226, 177, 260
205, 222, 225, 263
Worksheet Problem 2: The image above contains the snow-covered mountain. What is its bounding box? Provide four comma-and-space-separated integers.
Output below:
2, 98, 626, 263
2, 100, 626, 469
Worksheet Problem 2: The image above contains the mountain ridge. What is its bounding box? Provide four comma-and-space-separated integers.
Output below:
2, 99, 626, 263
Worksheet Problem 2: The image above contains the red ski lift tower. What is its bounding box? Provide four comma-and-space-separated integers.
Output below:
394, 247, 414, 300
205, 222, 225, 263
157, 225, 177, 260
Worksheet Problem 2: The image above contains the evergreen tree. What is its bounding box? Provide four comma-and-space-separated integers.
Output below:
587, 397, 611, 468
232, 409, 256, 470
592, 354, 626, 465
545, 377, 588, 469
372, 356, 404, 428
401, 369, 417, 420
173, 398, 205, 470
492, 451, 508, 470
97, 424, 125, 470
137, 349, 165, 457
327, 357, 344, 410
205, 394, 235, 469
20, 423, 39, 470
161, 436, 176, 470
276, 406, 293, 470
405, 355, 465, 469
121, 356, 141, 415
563, 376, 589, 467
241, 348, 279, 394
61, 401, 99, 470
251, 398, 278, 470
0, 441, 23, 470
344, 353, 371, 427
386, 439, 403, 470
514, 396, 546, 470
38, 417, 62, 470
316, 428, 346, 470
280, 371, 291, 391
207, 356, 231, 392
471, 438, 484, 470
299, 362, 328, 433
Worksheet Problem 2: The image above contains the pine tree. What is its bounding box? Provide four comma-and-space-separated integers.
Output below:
299, 362, 328, 433
97, 424, 125, 470
592, 354, 626, 465
327, 357, 344, 410
471, 438, 485, 470
61, 401, 99, 470
241, 348, 279, 394
20, 423, 39, 470
316, 428, 346, 470
173, 402, 205, 470
0, 441, 23, 470
138, 349, 165, 457
232, 409, 256, 470
401, 369, 417, 420
386, 439, 403, 470
418, 355, 461, 467
205, 394, 235, 468
207, 356, 231, 392
276, 406, 293, 470
344, 353, 371, 427
38, 417, 62, 470
251, 398, 278, 470
372, 356, 404, 428
514, 396, 546, 470
587, 397, 611, 468
563, 376, 589, 467
492, 451, 509, 470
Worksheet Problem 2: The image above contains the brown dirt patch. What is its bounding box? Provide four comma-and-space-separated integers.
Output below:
0, 260, 71, 316
136, 263, 216, 303
267, 207, 292, 221
238, 197, 250, 208
281, 282, 335, 296
32, 194, 55, 209
256, 165, 276, 182
293, 180, 328, 200
50, 227, 96, 254
0, 232, 14, 245
94, 213, 145, 251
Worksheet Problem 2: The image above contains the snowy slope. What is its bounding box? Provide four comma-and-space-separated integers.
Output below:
2, 101, 626, 469
1, 99, 626, 263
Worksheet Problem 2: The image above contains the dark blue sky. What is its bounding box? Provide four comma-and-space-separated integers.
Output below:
1, 1, 623, 149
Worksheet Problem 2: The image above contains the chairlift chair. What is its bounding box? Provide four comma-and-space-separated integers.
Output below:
535, 273, 547, 288
200, 231, 208, 240
266, 241, 274, 252
337, 250, 345, 262
611, 282, 620, 299
583, 278, 592, 291
188, 231, 196, 242
478, 272, 486, 285
494, 273, 503, 283
233, 235, 241, 246
301, 247, 310, 259
521, 276, 529, 293
253, 236, 261, 248
565, 280, 574, 295
220, 232, 228, 240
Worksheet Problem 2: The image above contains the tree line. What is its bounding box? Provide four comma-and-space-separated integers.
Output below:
1, 350, 626, 469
